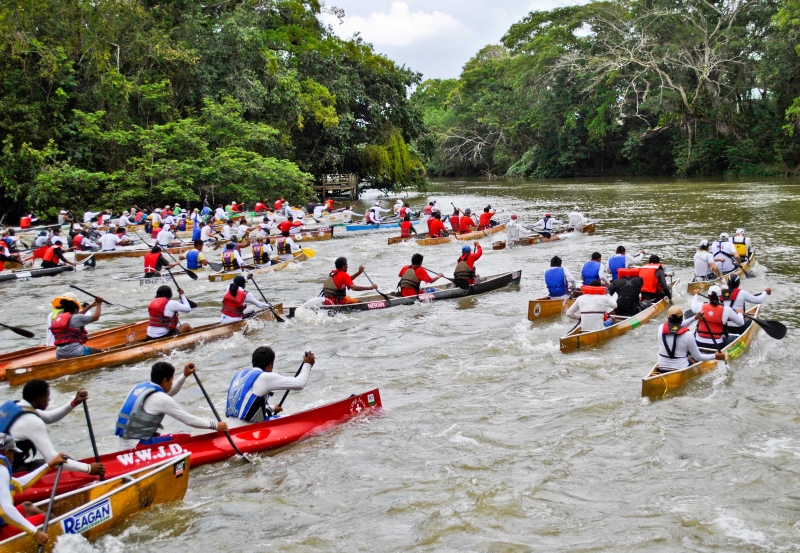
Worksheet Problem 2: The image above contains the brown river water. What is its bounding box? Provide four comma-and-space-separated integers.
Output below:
1, 177, 799, 552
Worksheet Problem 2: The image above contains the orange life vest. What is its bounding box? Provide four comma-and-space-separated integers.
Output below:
697, 303, 725, 340
617, 267, 640, 278
220, 289, 247, 318
148, 297, 179, 329
400, 221, 413, 238
51, 313, 88, 345
581, 285, 607, 295
639, 263, 663, 294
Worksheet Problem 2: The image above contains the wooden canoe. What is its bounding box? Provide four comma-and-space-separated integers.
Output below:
387, 233, 454, 246
0, 453, 190, 552
494, 223, 595, 250
559, 281, 678, 353
7, 306, 283, 386
527, 296, 577, 321
75, 245, 192, 261
456, 224, 507, 241
0, 321, 150, 380
276, 227, 333, 242
687, 251, 756, 294
208, 252, 307, 282
641, 305, 760, 398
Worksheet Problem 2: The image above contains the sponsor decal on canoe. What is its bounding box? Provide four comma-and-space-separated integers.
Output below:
62, 498, 112, 534
533, 303, 542, 317
367, 394, 375, 406
174, 459, 186, 477
350, 397, 367, 414
125, 330, 137, 343
366, 301, 386, 310
629, 318, 641, 329
512, 271, 521, 279
727, 341, 746, 360
139, 277, 171, 286
14, 272, 32, 279
116, 443, 188, 467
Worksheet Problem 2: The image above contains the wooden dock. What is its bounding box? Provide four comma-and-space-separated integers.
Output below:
314, 174, 359, 199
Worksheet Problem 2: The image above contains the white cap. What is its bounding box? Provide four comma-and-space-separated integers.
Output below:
91, 223, 98, 228
720, 232, 729, 239
155, 208, 162, 212
232, 201, 237, 205
699, 239, 709, 247
52, 237, 64, 244
123, 211, 129, 215
573, 206, 580, 211
708, 285, 722, 297
736, 228, 745, 234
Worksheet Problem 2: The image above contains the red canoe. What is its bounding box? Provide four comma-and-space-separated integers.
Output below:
15, 389, 382, 504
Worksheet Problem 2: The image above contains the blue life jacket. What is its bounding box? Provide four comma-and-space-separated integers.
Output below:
177, 218, 187, 231
581, 261, 601, 285
115, 382, 165, 440
226, 369, 266, 421
544, 267, 568, 297
192, 227, 202, 241
0, 401, 26, 435
607, 254, 626, 281
185, 250, 201, 270
201, 207, 211, 216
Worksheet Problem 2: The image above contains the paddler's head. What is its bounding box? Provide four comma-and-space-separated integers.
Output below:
58, 298, 81, 314
225, 242, 235, 250
411, 253, 423, 267
550, 256, 562, 267
708, 285, 722, 306
616, 246, 626, 254
648, 254, 660, 264
698, 239, 709, 251
0, 433, 23, 464
151, 245, 162, 254
151, 362, 177, 393
22, 378, 50, 410
335, 257, 348, 271
667, 305, 684, 327
591, 252, 602, 261
194, 239, 203, 249
727, 274, 741, 289
51, 295, 77, 310
252, 346, 276, 372
461, 245, 471, 255
155, 286, 173, 299
403, 214, 411, 221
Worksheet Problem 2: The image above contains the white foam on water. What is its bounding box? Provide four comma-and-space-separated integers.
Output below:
449, 432, 479, 445
713, 513, 769, 547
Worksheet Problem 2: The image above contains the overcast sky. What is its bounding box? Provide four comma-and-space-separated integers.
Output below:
319, 1, 580, 81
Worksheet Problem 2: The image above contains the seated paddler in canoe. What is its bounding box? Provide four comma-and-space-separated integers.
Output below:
143, 245, 180, 278
275, 230, 300, 262
400, 214, 418, 238
580, 252, 608, 286
655, 306, 726, 372
454, 243, 482, 288
51, 296, 103, 360
566, 281, 617, 332
607, 268, 647, 316
544, 256, 578, 300
477, 205, 498, 230
147, 286, 193, 340
533, 213, 563, 239
0, 380, 105, 476
226, 347, 315, 424
607, 246, 646, 281
221, 242, 245, 274
720, 274, 771, 334
693, 240, 723, 282
690, 285, 744, 350
426, 212, 449, 238
179, 240, 210, 272
0, 436, 68, 546
219, 276, 270, 324
506, 214, 534, 245
638, 255, 673, 305
116, 361, 228, 451
398, 254, 444, 297
567, 206, 589, 232
250, 235, 276, 266
712, 232, 742, 274
321, 257, 378, 305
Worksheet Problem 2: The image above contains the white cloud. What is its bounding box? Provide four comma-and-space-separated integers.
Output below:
320, 2, 465, 48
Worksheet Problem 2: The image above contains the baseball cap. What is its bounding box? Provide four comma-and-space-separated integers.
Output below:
699, 239, 708, 247
720, 232, 729, 239
511, 214, 518, 219
60, 210, 67, 214
667, 305, 683, 318
0, 433, 22, 453
708, 285, 722, 297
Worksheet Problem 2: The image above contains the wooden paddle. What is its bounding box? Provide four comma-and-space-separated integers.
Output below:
69, 284, 131, 309
244, 272, 285, 323
81, 399, 103, 481
191, 368, 250, 463
37, 461, 65, 553
274, 359, 306, 413
363, 270, 392, 302
0, 322, 35, 338
493, 241, 506, 251
165, 267, 198, 308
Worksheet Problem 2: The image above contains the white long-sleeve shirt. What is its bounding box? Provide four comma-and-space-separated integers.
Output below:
221, 224, 232, 240
118, 374, 217, 450
724, 289, 768, 312
215, 207, 226, 221
0, 463, 51, 534
694, 251, 717, 278
156, 229, 176, 246
275, 237, 299, 260
712, 240, 739, 273
370, 206, 390, 222
8, 399, 92, 473
118, 215, 132, 227
83, 211, 100, 223
566, 294, 617, 332
689, 296, 745, 345
149, 212, 162, 225
147, 295, 193, 338
657, 317, 718, 370
220, 291, 269, 324
568, 212, 588, 228
534, 217, 563, 232
506, 221, 532, 243
228, 364, 313, 425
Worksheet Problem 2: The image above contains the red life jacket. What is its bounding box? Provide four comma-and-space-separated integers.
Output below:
151, 226, 161, 239
399, 207, 409, 218
581, 285, 607, 295
51, 313, 88, 346
148, 297, 179, 329
424, 206, 432, 215
697, 303, 725, 340
400, 221, 413, 237
42, 246, 59, 264
662, 322, 690, 335
617, 267, 640, 278
325, 200, 334, 211
73, 234, 84, 250
639, 263, 663, 294
33, 246, 49, 259
144, 252, 161, 274
221, 289, 247, 318
722, 288, 740, 307
661, 323, 691, 358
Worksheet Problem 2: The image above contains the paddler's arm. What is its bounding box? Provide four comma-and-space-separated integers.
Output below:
34, 390, 88, 424
151, 365, 228, 432
686, 333, 725, 362
691, 291, 705, 313
566, 300, 581, 320
244, 291, 269, 309
657, 270, 672, 301
12, 409, 95, 474
563, 267, 578, 289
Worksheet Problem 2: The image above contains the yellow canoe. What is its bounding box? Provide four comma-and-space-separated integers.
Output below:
687, 251, 756, 294
0, 453, 190, 552
527, 296, 576, 321
641, 305, 760, 398
455, 224, 506, 241
208, 252, 307, 282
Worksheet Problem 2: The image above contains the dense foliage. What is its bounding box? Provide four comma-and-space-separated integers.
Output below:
0, 0, 426, 218
414, 0, 800, 178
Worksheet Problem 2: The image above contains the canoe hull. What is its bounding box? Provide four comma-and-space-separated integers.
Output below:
527, 297, 576, 321
0, 265, 74, 282
15, 390, 381, 504
641, 305, 760, 398
76, 245, 192, 261
7, 308, 282, 386
1, 454, 190, 552
455, 224, 506, 241
687, 251, 756, 293
208, 252, 307, 282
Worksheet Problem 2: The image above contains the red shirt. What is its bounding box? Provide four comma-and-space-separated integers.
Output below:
450, 215, 460, 231
428, 219, 446, 238
426, 218, 435, 233
325, 199, 334, 211
478, 212, 494, 229
230, 204, 242, 213
459, 217, 475, 233
277, 220, 302, 233
460, 244, 482, 269
274, 199, 284, 210
398, 265, 434, 297
333, 271, 355, 290
255, 202, 267, 212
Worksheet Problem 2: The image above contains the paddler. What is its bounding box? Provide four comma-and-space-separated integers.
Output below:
369, 201, 390, 224
230, 201, 242, 213
607, 246, 646, 281
607, 268, 646, 316
721, 274, 770, 334
321, 257, 377, 305
0, 380, 105, 476
398, 254, 443, 297
156, 223, 181, 247
180, 240, 209, 272
393, 199, 403, 215
118, 210, 133, 227
220, 275, 270, 323
220, 219, 233, 241
214, 204, 226, 222
459, 209, 476, 233
40, 236, 77, 269
693, 240, 722, 281
251, 235, 274, 266
226, 348, 315, 423
449, 208, 461, 232
97, 228, 131, 251
567, 206, 588, 232
533, 212, 562, 239
221, 242, 244, 273
277, 215, 304, 235
454, 243, 481, 288
200, 221, 218, 244
506, 214, 533, 245
691, 286, 744, 349
274, 197, 285, 212
275, 230, 299, 261
639, 255, 673, 304
52, 297, 103, 360
732, 228, 752, 258
46, 294, 80, 346
712, 232, 740, 274
147, 286, 193, 340
115, 362, 229, 450
342, 205, 362, 223
580, 252, 607, 286
566, 280, 617, 331
477, 205, 496, 230
0, 435, 68, 546
656, 306, 725, 372
400, 214, 418, 238
427, 212, 449, 238
144, 245, 179, 278
544, 256, 577, 299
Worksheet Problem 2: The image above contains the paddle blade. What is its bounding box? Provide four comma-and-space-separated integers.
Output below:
492, 241, 506, 251
747, 316, 787, 340
184, 267, 199, 280
301, 247, 316, 259
0, 323, 35, 338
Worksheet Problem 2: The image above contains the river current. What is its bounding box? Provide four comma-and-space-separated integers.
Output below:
1, 177, 799, 552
